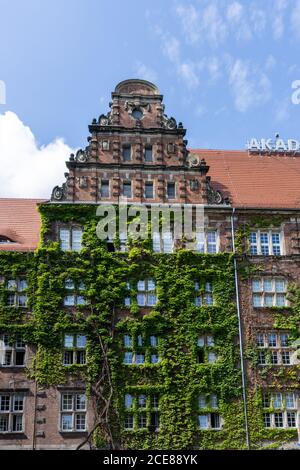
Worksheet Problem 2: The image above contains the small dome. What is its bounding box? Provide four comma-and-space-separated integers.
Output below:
114, 79, 160, 96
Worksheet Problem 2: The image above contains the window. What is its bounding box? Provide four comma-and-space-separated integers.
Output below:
6, 278, 28, 307
60, 393, 87, 432
63, 279, 86, 307
195, 231, 218, 254
249, 231, 282, 256
123, 181, 132, 198
145, 145, 153, 162
167, 143, 175, 153
256, 331, 294, 366
196, 334, 217, 364
0, 334, 25, 367
152, 231, 174, 253
252, 278, 287, 307
124, 393, 159, 431
59, 228, 82, 252
123, 333, 160, 365
167, 182, 175, 199
100, 180, 110, 198
0, 236, 14, 244
198, 396, 222, 430
122, 145, 131, 162
102, 140, 109, 150
194, 282, 213, 306
137, 280, 157, 307
63, 334, 87, 365
145, 182, 154, 199
262, 392, 299, 429
0, 394, 24, 433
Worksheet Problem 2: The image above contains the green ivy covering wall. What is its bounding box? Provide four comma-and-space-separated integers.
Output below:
0, 204, 298, 449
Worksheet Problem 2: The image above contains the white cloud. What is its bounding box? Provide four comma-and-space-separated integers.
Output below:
0, 111, 73, 198
177, 62, 199, 89
227, 2, 243, 23
175, 4, 199, 44
272, 0, 289, 39
274, 96, 291, 121
134, 62, 157, 82
291, 0, 300, 38
162, 35, 180, 63
265, 54, 277, 70
228, 59, 272, 112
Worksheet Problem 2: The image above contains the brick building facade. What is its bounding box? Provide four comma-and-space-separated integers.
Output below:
0, 79, 299, 449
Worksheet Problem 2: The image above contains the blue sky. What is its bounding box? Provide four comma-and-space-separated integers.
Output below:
0, 0, 300, 196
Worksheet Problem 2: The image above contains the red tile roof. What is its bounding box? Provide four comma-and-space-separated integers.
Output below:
190, 149, 300, 209
0, 199, 46, 252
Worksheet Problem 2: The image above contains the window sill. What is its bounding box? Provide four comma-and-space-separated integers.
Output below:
0, 431, 25, 436
59, 431, 88, 435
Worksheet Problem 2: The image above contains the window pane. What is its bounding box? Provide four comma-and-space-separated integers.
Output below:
285, 393, 295, 409
147, 280, 155, 291
61, 414, 73, 431
199, 395, 207, 409
263, 279, 273, 292
76, 394, 86, 411
125, 394, 133, 409
137, 294, 146, 306
151, 354, 159, 363
268, 334, 277, 347
63, 351, 73, 365
124, 352, 133, 364
276, 294, 286, 307
287, 412, 296, 428
145, 146, 153, 162
122, 146, 131, 162
76, 335, 87, 349
0, 415, 9, 432
205, 294, 213, 305
264, 294, 274, 307
275, 279, 285, 293
137, 280, 145, 291
207, 336, 214, 346
208, 352, 217, 363
211, 395, 218, 408
138, 394, 146, 408
137, 335, 143, 346
280, 333, 289, 347
62, 394, 73, 411
197, 336, 205, 347
76, 351, 86, 365
123, 182, 132, 198
273, 393, 282, 408
274, 412, 283, 428
138, 413, 147, 428
101, 180, 109, 198
256, 334, 264, 347
12, 414, 23, 432
145, 182, 153, 199
147, 294, 157, 306
72, 229, 82, 252
0, 395, 10, 411
195, 232, 205, 253
253, 294, 262, 307
282, 351, 290, 365
198, 415, 209, 429
64, 334, 74, 348
18, 279, 28, 291
167, 182, 175, 198
211, 413, 220, 429
252, 279, 262, 292
123, 335, 132, 348
60, 229, 70, 251
124, 414, 133, 429
150, 335, 158, 347
263, 413, 271, 428
64, 295, 75, 306
75, 413, 86, 431
13, 395, 24, 411
65, 279, 75, 290
76, 296, 86, 305
136, 354, 145, 364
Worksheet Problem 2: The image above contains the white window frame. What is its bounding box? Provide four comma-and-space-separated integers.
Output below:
59, 227, 83, 252
152, 231, 174, 253
194, 282, 213, 307
195, 231, 219, 254
262, 392, 299, 429
136, 280, 157, 307
0, 394, 24, 433
249, 230, 283, 256
0, 334, 26, 367
252, 278, 288, 307
6, 278, 28, 307
63, 334, 87, 366
60, 393, 87, 432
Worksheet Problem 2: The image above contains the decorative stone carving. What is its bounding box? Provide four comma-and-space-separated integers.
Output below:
51, 184, 66, 201
77, 176, 88, 188
124, 101, 151, 114
162, 115, 177, 130
97, 113, 112, 126
206, 179, 230, 205
75, 149, 89, 163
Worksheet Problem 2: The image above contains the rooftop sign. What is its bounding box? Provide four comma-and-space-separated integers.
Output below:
247, 135, 300, 154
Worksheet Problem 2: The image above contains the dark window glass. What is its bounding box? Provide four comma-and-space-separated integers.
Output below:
122, 145, 131, 161
145, 182, 153, 199
123, 182, 132, 198
197, 350, 204, 364
101, 180, 109, 198
145, 146, 153, 162
167, 182, 175, 198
